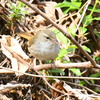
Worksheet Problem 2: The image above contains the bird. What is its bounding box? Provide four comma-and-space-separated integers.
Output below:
17, 29, 60, 61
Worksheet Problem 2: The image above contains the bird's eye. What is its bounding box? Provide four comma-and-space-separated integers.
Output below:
46, 37, 51, 40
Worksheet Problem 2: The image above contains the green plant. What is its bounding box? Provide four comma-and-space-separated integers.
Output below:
7, 0, 28, 21
39, 69, 65, 77
83, 0, 99, 28
48, 69, 65, 76
78, 80, 86, 85
69, 68, 81, 76
55, 0, 81, 14
89, 70, 100, 84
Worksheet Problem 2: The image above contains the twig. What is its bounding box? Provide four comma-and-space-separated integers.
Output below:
87, 25, 100, 50
38, 85, 51, 95
0, 61, 98, 73
66, 81, 99, 95
76, 0, 91, 31
34, 61, 95, 70
84, 79, 100, 88
0, 94, 12, 100
1, 65, 100, 80
0, 83, 31, 94
41, 91, 51, 100
55, 94, 69, 100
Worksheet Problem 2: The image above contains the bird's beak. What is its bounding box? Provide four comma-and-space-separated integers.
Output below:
51, 39, 59, 44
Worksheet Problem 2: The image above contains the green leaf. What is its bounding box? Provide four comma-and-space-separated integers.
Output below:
90, 79, 94, 84
89, 70, 100, 84
79, 27, 87, 34
93, 17, 100, 20
9, 13, 15, 18
98, 1, 100, 5
78, 81, 85, 85
56, 46, 76, 60
54, 29, 67, 45
63, 8, 70, 14
88, 6, 100, 13
82, 15, 93, 27
55, 1, 75, 8
93, 56, 100, 61
11, 5, 16, 10
48, 69, 65, 75
58, 49, 68, 58
17, 1, 25, 9
71, 26, 76, 37
7, 0, 15, 10
71, 1, 81, 9
90, 70, 100, 77
82, 45, 91, 53
67, 27, 76, 37
19, 10, 29, 14
67, 27, 71, 34
71, 0, 77, 1
66, 47, 75, 52
95, 33, 100, 38
16, 2, 22, 11
17, 13, 23, 17
68, 45, 77, 49
69, 68, 81, 76
57, 45, 76, 59
39, 71, 43, 74
55, 1, 81, 10
94, 89, 100, 93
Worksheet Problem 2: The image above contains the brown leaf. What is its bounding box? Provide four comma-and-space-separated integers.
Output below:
52, 82, 64, 99
1, 35, 31, 76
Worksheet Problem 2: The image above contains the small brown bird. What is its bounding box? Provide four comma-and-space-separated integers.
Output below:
17, 29, 60, 61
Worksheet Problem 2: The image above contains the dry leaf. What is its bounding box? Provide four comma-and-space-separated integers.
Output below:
52, 82, 64, 99
63, 81, 93, 100
43, 1, 63, 21
1, 35, 31, 75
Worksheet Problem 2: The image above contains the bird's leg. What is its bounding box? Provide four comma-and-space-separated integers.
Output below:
39, 60, 43, 65
51, 59, 56, 69
30, 58, 36, 68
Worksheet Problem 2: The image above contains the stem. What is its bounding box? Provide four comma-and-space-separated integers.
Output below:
83, 0, 98, 28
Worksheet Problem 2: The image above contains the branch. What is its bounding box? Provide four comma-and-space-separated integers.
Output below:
0, 61, 97, 73
35, 61, 94, 70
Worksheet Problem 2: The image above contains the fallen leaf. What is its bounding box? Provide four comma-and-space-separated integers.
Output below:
1, 35, 31, 75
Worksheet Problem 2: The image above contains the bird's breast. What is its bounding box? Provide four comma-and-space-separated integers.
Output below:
28, 41, 60, 60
